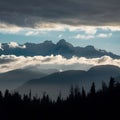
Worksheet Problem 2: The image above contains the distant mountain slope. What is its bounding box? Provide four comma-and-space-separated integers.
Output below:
0, 69, 46, 91
115, 76, 120, 81
0, 68, 59, 91
87, 65, 120, 80
24, 65, 120, 85
18, 65, 120, 99
27, 70, 86, 85
0, 39, 119, 58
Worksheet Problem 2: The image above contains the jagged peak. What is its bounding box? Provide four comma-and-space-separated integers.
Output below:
85, 45, 95, 49
57, 39, 73, 47
43, 40, 54, 44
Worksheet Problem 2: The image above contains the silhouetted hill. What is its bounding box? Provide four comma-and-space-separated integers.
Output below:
115, 76, 120, 81
18, 65, 120, 98
0, 69, 46, 91
0, 68, 59, 91
88, 65, 120, 79
23, 65, 120, 85
26, 70, 86, 85
0, 39, 119, 58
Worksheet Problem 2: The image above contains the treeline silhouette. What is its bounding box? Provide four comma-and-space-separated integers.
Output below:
0, 77, 120, 120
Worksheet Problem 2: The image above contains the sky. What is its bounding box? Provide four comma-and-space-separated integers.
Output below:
0, 0, 120, 55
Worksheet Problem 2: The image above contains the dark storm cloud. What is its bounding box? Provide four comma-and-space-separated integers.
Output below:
0, 0, 120, 27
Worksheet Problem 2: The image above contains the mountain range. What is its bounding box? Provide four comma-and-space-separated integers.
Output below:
17, 65, 120, 99
0, 39, 120, 58
0, 68, 59, 91
0, 64, 119, 99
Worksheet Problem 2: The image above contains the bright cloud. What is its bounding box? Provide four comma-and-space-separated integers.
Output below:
0, 22, 22, 34
74, 32, 112, 40
8, 42, 26, 49
0, 55, 119, 73
0, 43, 4, 51
25, 31, 40, 36
75, 34, 95, 39
97, 33, 112, 38
0, 22, 120, 35
58, 34, 63, 38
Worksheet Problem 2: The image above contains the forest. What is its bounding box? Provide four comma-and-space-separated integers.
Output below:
0, 77, 120, 120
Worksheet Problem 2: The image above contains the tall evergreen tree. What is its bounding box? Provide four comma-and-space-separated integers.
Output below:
90, 82, 96, 96
82, 87, 86, 99
109, 77, 115, 90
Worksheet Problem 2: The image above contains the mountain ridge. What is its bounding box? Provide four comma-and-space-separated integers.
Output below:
0, 39, 119, 58
17, 65, 120, 99
25, 65, 120, 85
0, 68, 59, 91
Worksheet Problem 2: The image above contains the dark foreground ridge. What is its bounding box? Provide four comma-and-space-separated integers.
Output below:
0, 77, 120, 120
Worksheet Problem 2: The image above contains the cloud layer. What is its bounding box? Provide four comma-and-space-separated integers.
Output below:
0, 0, 120, 28
0, 55, 119, 73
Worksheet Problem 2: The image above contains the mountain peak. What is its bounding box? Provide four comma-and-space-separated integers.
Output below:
57, 39, 66, 44
43, 40, 54, 45
85, 45, 95, 49
57, 39, 73, 47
